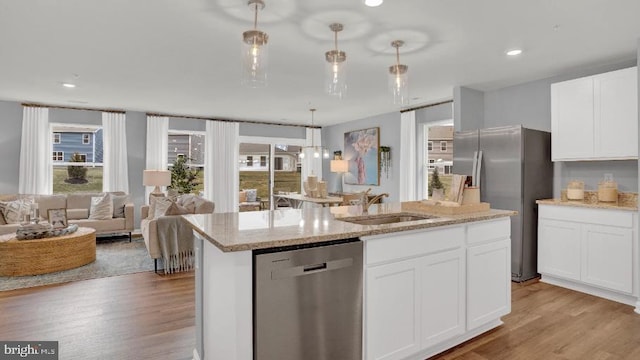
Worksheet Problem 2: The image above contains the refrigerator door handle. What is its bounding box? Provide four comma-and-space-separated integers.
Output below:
471, 151, 478, 187
475, 150, 483, 189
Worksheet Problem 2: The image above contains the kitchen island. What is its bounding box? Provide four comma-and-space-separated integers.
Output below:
183, 203, 516, 360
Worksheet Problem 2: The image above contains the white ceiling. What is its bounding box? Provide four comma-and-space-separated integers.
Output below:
0, 0, 639, 126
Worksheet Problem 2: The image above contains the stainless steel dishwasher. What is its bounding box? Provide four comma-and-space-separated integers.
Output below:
253, 239, 363, 360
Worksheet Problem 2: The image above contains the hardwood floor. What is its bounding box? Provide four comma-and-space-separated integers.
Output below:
1, 274, 639, 360
431, 280, 640, 360
0, 271, 195, 360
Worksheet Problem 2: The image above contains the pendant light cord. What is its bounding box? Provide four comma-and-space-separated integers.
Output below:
253, 3, 258, 29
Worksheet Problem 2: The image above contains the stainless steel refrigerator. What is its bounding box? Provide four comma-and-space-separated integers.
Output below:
453, 125, 553, 282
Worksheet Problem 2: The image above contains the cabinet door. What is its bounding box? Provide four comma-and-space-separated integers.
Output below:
467, 239, 511, 330
366, 259, 420, 360
538, 219, 581, 281
551, 77, 594, 160
582, 224, 633, 293
594, 67, 638, 159
420, 248, 465, 348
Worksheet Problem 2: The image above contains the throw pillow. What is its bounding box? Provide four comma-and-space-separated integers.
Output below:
89, 193, 113, 220
164, 202, 190, 216
111, 194, 129, 218
0, 199, 32, 224
153, 197, 174, 219
245, 189, 257, 202
239, 191, 248, 203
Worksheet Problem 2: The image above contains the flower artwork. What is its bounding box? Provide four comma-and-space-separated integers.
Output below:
344, 127, 380, 185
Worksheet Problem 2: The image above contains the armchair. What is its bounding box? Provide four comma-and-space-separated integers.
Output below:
140, 194, 214, 273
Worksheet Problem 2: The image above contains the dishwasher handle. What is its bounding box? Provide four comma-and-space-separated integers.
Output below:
271, 258, 353, 280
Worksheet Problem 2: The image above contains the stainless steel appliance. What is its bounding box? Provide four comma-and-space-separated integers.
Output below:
254, 239, 363, 360
453, 125, 553, 282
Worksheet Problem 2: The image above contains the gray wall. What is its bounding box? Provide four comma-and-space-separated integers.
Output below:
169, 117, 206, 131
0, 100, 23, 194
322, 111, 401, 202
127, 111, 147, 227
240, 122, 306, 138
455, 59, 639, 197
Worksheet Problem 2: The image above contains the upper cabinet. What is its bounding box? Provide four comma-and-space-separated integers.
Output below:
551, 66, 638, 161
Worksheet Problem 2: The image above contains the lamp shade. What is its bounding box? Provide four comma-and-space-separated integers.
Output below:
143, 170, 171, 187
330, 160, 349, 173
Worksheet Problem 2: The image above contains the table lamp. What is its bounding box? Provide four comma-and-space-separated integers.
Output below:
330, 160, 349, 193
143, 170, 171, 202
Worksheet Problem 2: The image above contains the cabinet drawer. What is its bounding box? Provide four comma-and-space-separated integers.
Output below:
539, 205, 633, 228
364, 227, 464, 266
466, 218, 510, 245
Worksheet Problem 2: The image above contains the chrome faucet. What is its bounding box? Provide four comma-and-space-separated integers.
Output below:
361, 193, 389, 214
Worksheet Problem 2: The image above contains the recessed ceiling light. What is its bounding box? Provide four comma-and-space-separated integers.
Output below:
364, 0, 383, 7
506, 49, 522, 56
62, 83, 76, 88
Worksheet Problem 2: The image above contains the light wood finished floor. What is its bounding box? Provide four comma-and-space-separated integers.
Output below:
1, 274, 640, 359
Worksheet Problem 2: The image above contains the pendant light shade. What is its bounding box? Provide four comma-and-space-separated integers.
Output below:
388, 40, 409, 105
242, 0, 268, 88
299, 109, 330, 160
325, 23, 347, 98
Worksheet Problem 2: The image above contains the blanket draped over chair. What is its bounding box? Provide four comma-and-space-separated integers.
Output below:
155, 216, 194, 274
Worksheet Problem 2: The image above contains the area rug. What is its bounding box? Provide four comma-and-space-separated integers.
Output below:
0, 236, 155, 291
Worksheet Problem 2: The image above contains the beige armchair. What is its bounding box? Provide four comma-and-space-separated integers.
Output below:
140, 194, 214, 273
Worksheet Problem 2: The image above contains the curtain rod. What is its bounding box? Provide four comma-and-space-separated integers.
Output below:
19, 102, 321, 129
22, 103, 126, 114
146, 112, 321, 129
400, 99, 453, 113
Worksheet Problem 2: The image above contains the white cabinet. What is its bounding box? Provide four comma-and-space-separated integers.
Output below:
538, 204, 638, 309
363, 218, 511, 360
366, 259, 421, 360
420, 249, 465, 348
551, 66, 638, 161
582, 224, 633, 293
538, 219, 581, 281
466, 218, 511, 331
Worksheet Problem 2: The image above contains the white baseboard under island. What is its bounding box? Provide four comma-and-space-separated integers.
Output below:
183, 203, 516, 360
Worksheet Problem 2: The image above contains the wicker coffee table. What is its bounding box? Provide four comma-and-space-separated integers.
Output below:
0, 227, 96, 276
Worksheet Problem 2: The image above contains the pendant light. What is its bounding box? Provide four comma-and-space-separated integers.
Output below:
299, 109, 329, 159
388, 40, 409, 105
241, 0, 268, 88
325, 23, 347, 98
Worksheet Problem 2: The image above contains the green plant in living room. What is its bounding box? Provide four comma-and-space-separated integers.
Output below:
65, 152, 88, 184
169, 156, 200, 194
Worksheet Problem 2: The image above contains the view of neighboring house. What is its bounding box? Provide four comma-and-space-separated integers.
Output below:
168, 132, 205, 167
52, 126, 103, 164
239, 143, 300, 172
427, 125, 453, 174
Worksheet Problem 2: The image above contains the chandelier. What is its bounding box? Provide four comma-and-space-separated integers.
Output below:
325, 23, 347, 98
241, 0, 268, 87
299, 109, 329, 159
388, 40, 409, 105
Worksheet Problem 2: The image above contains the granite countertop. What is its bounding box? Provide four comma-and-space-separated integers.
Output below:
536, 198, 637, 212
182, 202, 516, 252
537, 190, 637, 212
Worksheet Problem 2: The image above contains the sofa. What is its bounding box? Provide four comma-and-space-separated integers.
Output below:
140, 194, 214, 273
0, 192, 134, 239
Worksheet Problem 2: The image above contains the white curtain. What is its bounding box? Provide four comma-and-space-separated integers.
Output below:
102, 112, 129, 193
145, 115, 169, 203
19, 106, 52, 195
301, 128, 323, 180
205, 120, 239, 213
399, 110, 417, 201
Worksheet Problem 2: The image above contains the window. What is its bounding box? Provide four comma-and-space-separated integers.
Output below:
441, 141, 447, 151
427, 141, 433, 151
247, 156, 253, 167
260, 156, 267, 167
444, 165, 452, 174
167, 130, 205, 194
51, 123, 103, 194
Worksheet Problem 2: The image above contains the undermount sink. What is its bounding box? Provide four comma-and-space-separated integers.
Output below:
338, 213, 439, 226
